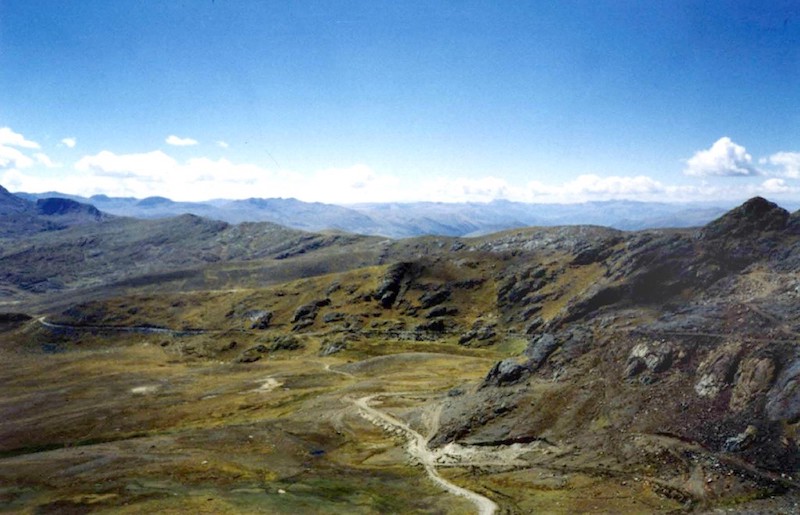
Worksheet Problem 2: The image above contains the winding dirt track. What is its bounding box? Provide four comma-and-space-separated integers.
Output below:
354, 393, 498, 515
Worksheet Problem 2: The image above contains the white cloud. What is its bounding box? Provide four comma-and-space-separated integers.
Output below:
0, 127, 40, 149
0, 127, 40, 170
524, 174, 667, 203
61, 137, 77, 148
166, 135, 198, 146
0, 145, 34, 169
34, 153, 59, 168
684, 137, 759, 177
216, 140, 229, 149
760, 178, 794, 194
76, 150, 178, 180
764, 151, 800, 179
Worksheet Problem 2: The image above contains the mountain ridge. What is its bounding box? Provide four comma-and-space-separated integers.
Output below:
11, 187, 750, 237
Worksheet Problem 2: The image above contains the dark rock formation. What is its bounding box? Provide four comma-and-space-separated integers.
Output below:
481, 359, 530, 388
419, 289, 451, 309
375, 262, 417, 308
766, 358, 800, 423
245, 310, 273, 329
291, 299, 331, 323
525, 333, 558, 369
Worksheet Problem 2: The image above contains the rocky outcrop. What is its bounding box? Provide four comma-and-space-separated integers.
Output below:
458, 319, 496, 346
419, 289, 451, 309
766, 358, 800, 423
694, 342, 743, 398
624, 341, 675, 379
730, 356, 777, 412
375, 262, 418, 308
701, 197, 789, 241
525, 333, 558, 369
245, 310, 273, 329
480, 359, 529, 388
291, 299, 331, 324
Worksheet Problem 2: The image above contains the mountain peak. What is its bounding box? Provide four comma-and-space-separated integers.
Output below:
36, 197, 102, 218
701, 196, 789, 240
0, 184, 33, 216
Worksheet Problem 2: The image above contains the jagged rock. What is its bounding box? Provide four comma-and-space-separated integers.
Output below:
481, 359, 529, 388
730, 356, 777, 412
525, 333, 558, 369
291, 299, 330, 323
319, 338, 346, 356
325, 282, 341, 295
458, 319, 497, 346
722, 425, 758, 452
416, 319, 447, 333
419, 289, 451, 309
625, 341, 674, 379
375, 262, 416, 308
291, 319, 314, 332
245, 310, 273, 329
701, 197, 789, 241
271, 335, 302, 351
452, 278, 484, 289
426, 305, 458, 318
322, 312, 346, 323
695, 341, 743, 398
236, 344, 268, 363
766, 359, 800, 422
525, 316, 544, 335
571, 237, 622, 265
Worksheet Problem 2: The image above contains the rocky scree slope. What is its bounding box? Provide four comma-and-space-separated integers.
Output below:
432, 197, 800, 506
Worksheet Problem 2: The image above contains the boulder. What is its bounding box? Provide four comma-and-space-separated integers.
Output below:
291, 299, 330, 323
624, 341, 674, 379
694, 342, 742, 398
245, 310, 273, 329
722, 425, 758, 453
525, 333, 558, 369
481, 359, 530, 388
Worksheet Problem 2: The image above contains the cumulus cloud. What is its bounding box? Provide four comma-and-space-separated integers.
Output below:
216, 140, 229, 149
0, 145, 34, 169
0, 127, 40, 149
61, 137, 77, 148
65, 149, 297, 200
760, 178, 794, 194
763, 151, 800, 179
76, 150, 178, 180
684, 137, 759, 177
0, 127, 42, 170
165, 135, 198, 146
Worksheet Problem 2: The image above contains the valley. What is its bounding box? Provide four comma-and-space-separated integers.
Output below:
3, 191, 800, 513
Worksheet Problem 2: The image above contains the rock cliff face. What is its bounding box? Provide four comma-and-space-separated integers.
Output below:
432, 197, 800, 504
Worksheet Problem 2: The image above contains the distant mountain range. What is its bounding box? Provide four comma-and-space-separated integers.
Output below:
11, 188, 772, 238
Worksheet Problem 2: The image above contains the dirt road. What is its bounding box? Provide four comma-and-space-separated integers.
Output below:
354, 393, 498, 515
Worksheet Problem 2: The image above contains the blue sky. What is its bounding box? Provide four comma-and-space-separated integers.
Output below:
1, 1, 798, 203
